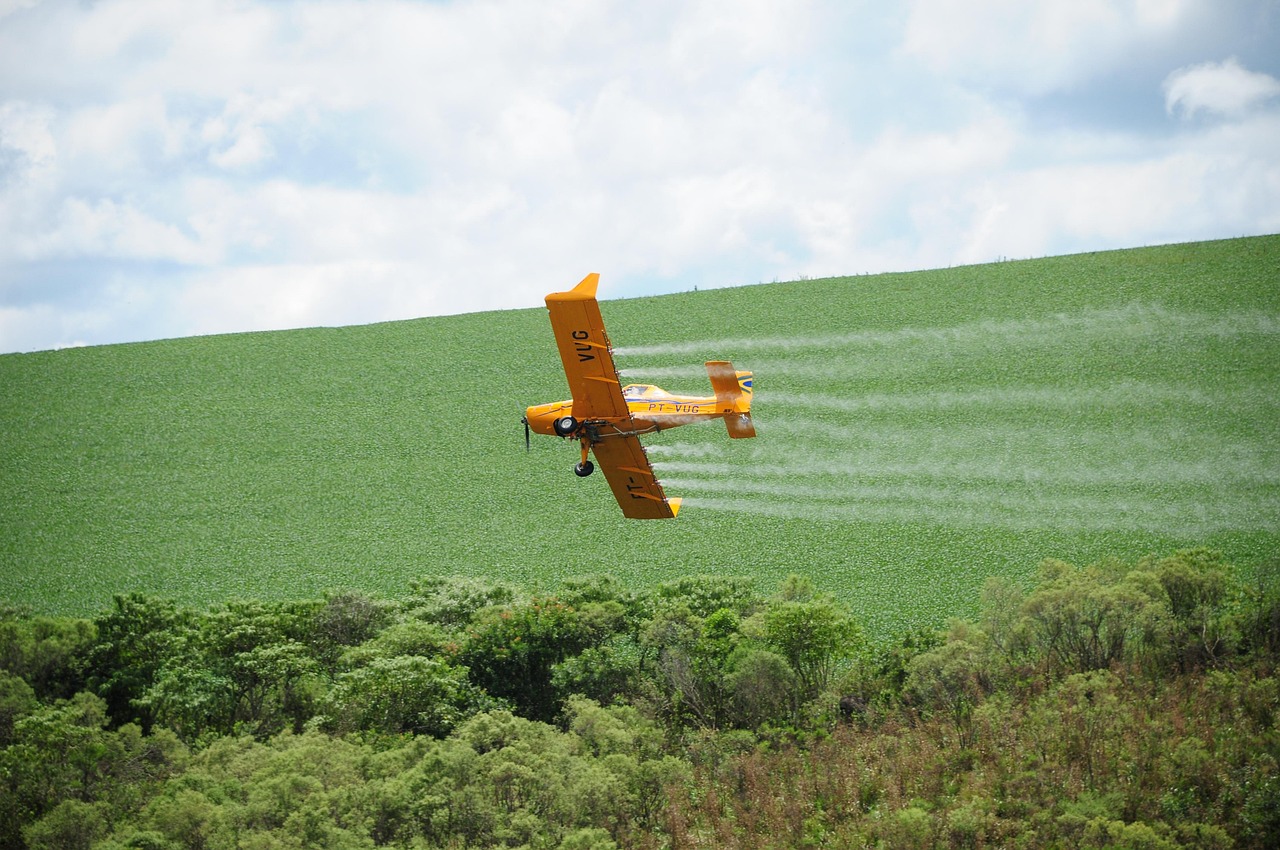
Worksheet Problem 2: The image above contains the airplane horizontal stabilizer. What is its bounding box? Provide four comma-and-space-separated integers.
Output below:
726, 413, 756, 439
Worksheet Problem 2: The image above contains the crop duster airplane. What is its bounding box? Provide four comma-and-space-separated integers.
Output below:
523, 273, 755, 519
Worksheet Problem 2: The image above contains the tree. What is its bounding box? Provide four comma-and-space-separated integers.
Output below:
655, 575, 761, 619
0, 671, 36, 746
0, 606, 94, 702
552, 645, 640, 707
1237, 561, 1280, 660
338, 618, 448, 668
134, 661, 235, 743
21, 800, 107, 850
5, 692, 112, 818
725, 648, 795, 729
310, 589, 396, 669
644, 606, 743, 730
762, 595, 860, 704
83, 594, 188, 730
322, 655, 483, 736
1020, 559, 1168, 674
134, 599, 325, 740
1141, 549, 1237, 671
460, 598, 603, 723
904, 621, 992, 747
406, 575, 515, 628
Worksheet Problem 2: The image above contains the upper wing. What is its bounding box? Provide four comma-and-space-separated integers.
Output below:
546, 274, 680, 518
591, 435, 682, 519
545, 273, 630, 421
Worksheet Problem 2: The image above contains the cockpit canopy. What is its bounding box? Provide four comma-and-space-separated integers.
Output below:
622, 384, 674, 400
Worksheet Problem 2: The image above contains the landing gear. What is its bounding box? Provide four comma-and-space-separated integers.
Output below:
553, 416, 579, 437
574, 437, 595, 476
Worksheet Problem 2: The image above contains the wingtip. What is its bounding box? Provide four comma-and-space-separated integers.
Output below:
546, 272, 600, 303
669, 497, 682, 517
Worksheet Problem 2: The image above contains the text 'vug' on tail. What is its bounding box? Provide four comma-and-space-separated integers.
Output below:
706, 360, 756, 439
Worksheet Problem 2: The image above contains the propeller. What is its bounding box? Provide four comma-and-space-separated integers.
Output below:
522, 417, 530, 451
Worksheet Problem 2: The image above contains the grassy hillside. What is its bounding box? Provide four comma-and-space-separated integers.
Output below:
2, 236, 1278, 635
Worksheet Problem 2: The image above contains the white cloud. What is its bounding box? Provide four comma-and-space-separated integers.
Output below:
27, 196, 208, 263
1164, 57, 1280, 118
0, 0, 1278, 353
0, 0, 37, 23
62, 96, 188, 178
0, 100, 56, 168
901, 0, 1200, 94
903, 111, 1280, 266
176, 261, 413, 336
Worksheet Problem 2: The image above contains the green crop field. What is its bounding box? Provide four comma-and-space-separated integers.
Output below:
2, 236, 1278, 636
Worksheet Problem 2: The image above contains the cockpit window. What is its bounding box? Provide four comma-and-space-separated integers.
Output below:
622, 384, 672, 399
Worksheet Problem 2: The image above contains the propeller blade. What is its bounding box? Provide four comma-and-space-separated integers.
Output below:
522, 417, 530, 451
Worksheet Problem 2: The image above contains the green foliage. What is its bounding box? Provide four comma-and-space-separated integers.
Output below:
0, 607, 93, 703
762, 591, 861, 702
723, 648, 795, 729
0, 672, 36, 747
551, 644, 641, 707
21, 799, 108, 850
904, 620, 992, 744
310, 589, 397, 669
1238, 561, 1280, 658
320, 654, 482, 737
1022, 557, 1169, 672
0, 691, 187, 849
337, 617, 448, 667
459, 597, 603, 722
655, 575, 762, 619
83, 594, 189, 730
640, 579, 861, 732
406, 575, 516, 629
132, 598, 327, 741
1, 562, 1279, 848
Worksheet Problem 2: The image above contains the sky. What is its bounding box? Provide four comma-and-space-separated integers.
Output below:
1, 0, 1278, 353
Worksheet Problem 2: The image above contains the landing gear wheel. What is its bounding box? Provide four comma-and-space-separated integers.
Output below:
553, 416, 579, 437
574, 460, 595, 477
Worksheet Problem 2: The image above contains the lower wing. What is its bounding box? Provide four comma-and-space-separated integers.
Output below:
591, 435, 681, 519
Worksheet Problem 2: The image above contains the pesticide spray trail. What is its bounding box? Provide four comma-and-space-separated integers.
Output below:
675, 495, 1277, 536
615, 303, 1280, 359
618, 365, 712, 380
654, 452, 1280, 487
664, 456, 1280, 534
631, 302, 1280, 535
653, 419, 1280, 534
737, 422, 1280, 483
646, 442, 727, 459
765, 383, 1229, 414
616, 304, 1280, 389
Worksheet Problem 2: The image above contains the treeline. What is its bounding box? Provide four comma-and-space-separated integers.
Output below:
1, 549, 1278, 849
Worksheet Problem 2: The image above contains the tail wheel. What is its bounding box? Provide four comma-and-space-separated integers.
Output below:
553, 416, 579, 437
574, 460, 595, 477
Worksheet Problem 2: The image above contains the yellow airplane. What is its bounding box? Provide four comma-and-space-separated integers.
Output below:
524, 273, 755, 519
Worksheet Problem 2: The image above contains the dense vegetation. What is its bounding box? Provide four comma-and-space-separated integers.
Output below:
2, 236, 1278, 633
3, 548, 1278, 849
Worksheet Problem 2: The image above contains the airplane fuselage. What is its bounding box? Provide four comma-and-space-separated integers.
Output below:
524, 385, 729, 438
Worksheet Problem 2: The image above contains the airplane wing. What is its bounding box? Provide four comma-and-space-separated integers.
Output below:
591, 435, 682, 519
544, 273, 630, 421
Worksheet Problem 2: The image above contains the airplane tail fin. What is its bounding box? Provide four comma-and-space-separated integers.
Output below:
706, 361, 756, 439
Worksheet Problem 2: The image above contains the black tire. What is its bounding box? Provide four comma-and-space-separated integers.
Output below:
553, 416, 578, 437
574, 460, 595, 477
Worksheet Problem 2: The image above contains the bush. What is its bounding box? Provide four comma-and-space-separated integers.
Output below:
321, 654, 483, 736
